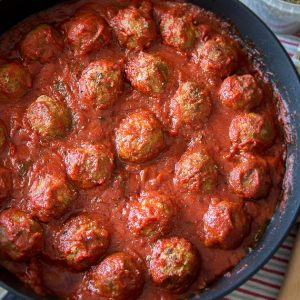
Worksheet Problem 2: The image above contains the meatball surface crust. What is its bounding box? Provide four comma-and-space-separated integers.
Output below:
64, 143, 114, 189
203, 198, 250, 249
149, 237, 200, 292
229, 113, 275, 152
170, 81, 211, 131
54, 214, 109, 271
28, 166, 76, 222
128, 191, 174, 239
0, 62, 32, 101
115, 110, 165, 163
62, 10, 111, 55
219, 74, 263, 111
194, 35, 239, 78
79, 60, 123, 110
126, 52, 169, 95
111, 1, 156, 50
160, 13, 196, 51
175, 147, 218, 193
27, 95, 71, 139
20, 24, 63, 63
229, 156, 271, 199
88, 252, 144, 300
0, 208, 43, 261
0, 166, 12, 200
0, 120, 7, 151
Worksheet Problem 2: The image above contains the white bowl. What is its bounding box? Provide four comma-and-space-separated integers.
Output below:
241, 0, 300, 34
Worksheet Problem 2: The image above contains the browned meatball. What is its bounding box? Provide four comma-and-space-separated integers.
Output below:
229, 113, 275, 152
194, 35, 239, 78
125, 52, 169, 95
160, 13, 196, 51
88, 252, 144, 299
0, 120, 7, 151
219, 74, 263, 111
128, 191, 174, 239
54, 214, 109, 271
149, 237, 200, 292
229, 156, 271, 199
62, 9, 111, 55
0, 165, 12, 200
20, 24, 63, 63
111, 1, 156, 50
79, 60, 123, 110
64, 143, 114, 189
170, 81, 211, 132
0, 208, 43, 261
0, 62, 32, 101
175, 147, 218, 193
28, 165, 76, 222
27, 95, 71, 139
203, 198, 250, 249
115, 110, 165, 163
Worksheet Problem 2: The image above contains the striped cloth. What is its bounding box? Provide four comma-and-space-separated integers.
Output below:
226, 229, 297, 300
0, 28, 300, 300
277, 33, 300, 58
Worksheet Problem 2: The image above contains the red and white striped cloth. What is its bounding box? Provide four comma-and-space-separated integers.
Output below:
277, 33, 300, 58
225, 229, 297, 300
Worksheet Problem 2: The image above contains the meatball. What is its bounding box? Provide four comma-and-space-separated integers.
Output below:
219, 74, 263, 111
194, 35, 239, 78
175, 147, 218, 193
229, 156, 271, 199
27, 95, 71, 139
160, 14, 196, 51
54, 214, 109, 271
229, 113, 275, 152
115, 110, 165, 163
0, 208, 43, 261
170, 81, 211, 131
111, 1, 156, 50
128, 191, 174, 239
0, 120, 7, 150
149, 237, 200, 292
20, 24, 63, 63
79, 60, 123, 110
88, 252, 144, 300
64, 143, 114, 189
126, 52, 169, 95
203, 198, 250, 249
0, 166, 12, 200
0, 62, 32, 101
28, 168, 76, 222
62, 10, 111, 55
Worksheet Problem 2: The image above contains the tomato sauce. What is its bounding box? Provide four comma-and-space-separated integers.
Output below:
0, 0, 286, 299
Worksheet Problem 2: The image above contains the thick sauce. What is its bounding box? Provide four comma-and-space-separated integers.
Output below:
0, 1, 286, 299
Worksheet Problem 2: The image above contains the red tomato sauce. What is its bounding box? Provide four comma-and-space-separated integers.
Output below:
0, 1, 286, 299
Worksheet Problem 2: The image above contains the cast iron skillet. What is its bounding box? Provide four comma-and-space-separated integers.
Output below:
0, 0, 300, 299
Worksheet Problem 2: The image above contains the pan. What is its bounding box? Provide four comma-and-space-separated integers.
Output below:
0, 0, 300, 299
